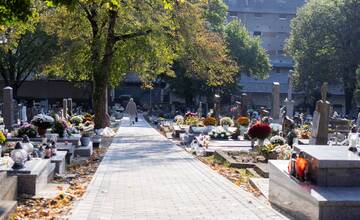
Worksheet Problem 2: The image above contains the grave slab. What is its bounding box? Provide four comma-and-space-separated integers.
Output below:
249, 178, 269, 199
74, 142, 93, 157
5, 159, 55, 196
50, 151, 67, 175
56, 143, 75, 164
0, 172, 17, 201
0, 200, 17, 220
294, 145, 360, 186
269, 160, 360, 220
206, 140, 252, 154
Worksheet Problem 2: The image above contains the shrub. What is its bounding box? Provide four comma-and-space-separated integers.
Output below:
203, 117, 217, 126
17, 123, 37, 138
236, 116, 250, 127
248, 123, 272, 140
220, 117, 234, 127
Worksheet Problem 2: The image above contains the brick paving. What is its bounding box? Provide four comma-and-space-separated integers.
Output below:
69, 117, 289, 220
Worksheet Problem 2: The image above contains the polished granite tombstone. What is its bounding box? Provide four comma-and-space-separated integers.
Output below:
7, 135, 81, 146
56, 142, 75, 164
74, 141, 93, 157
5, 159, 55, 196
269, 144, 360, 220
50, 151, 67, 175
294, 145, 360, 186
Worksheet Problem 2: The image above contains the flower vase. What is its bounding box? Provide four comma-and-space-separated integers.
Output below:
37, 127, 47, 136
239, 126, 247, 137
257, 139, 265, 146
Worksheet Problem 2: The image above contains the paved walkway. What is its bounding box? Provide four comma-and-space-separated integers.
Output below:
70, 117, 288, 220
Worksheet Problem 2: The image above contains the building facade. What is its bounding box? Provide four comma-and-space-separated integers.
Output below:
224, 0, 346, 114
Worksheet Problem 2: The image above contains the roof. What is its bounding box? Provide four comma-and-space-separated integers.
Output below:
224, 0, 306, 14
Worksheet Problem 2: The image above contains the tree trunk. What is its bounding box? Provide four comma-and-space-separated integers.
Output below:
92, 10, 117, 129
93, 78, 109, 129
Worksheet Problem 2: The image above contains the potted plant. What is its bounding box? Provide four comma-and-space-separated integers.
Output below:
220, 117, 234, 129
31, 114, 55, 136
52, 119, 68, 138
79, 122, 94, 146
174, 115, 184, 125
70, 115, 83, 126
16, 123, 37, 138
236, 116, 250, 136
209, 127, 230, 140
248, 122, 272, 146
203, 117, 217, 126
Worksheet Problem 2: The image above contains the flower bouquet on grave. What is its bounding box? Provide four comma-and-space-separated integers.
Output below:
257, 143, 278, 162
16, 123, 37, 138
184, 116, 200, 126
82, 113, 94, 123
52, 119, 69, 138
70, 115, 83, 126
31, 114, 55, 136
248, 122, 272, 145
78, 122, 94, 146
236, 116, 250, 127
220, 117, 234, 127
203, 117, 217, 126
270, 135, 286, 146
209, 127, 230, 140
174, 115, 184, 125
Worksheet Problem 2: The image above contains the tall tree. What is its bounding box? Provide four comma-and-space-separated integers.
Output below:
44, 0, 178, 128
0, 24, 59, 98
163, 0, 237, 106
0, 0, 34, 25
286, 0, 360, 113
225, 20, 271, 79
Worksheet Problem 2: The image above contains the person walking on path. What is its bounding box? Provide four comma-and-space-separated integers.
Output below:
126, 98, 138, 125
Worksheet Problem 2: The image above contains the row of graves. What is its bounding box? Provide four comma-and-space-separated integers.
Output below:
152, 82, 358, 220
0, 87, 113, 219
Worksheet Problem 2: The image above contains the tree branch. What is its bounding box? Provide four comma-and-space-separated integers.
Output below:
114, 29, 152, 42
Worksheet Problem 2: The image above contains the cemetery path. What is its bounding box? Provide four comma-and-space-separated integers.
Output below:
69, 116, 288, 220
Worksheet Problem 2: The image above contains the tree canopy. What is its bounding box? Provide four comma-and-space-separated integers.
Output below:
0, 0, 34, 25
225, 19, 271, 79
286, 0, 360, 113
0, 24, 59, 98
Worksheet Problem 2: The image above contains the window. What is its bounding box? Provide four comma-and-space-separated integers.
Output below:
229, 11, 237, 17
254, 13, 262, 18
279, 14, 287, 20
274, 67, 281, 73
253, 31, 261, 36
278, 50, 284, 55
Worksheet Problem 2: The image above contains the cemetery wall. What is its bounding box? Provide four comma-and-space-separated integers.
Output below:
0, 80, 92, 101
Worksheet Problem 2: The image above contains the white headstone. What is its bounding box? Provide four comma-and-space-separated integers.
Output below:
271, 82, 280, 121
